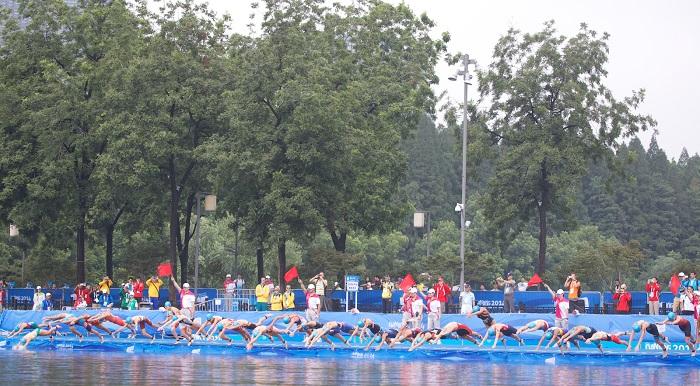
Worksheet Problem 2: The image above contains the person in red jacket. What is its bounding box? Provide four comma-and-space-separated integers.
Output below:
133, 277, 144, 305
613, 283, 632, 314
645, 277, 661, 315
433, 276, 451, 313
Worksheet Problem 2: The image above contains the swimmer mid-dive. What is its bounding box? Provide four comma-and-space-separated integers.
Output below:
7, 321, 47, 338
516, 319, 550, 335
307, 321, 352, 349
585, 331, 631, 353
387, 325, 422, 349
408, 329, 441, 351
629, 320, 669, 357
195, 314, 225, 337
113, 315, 156, 340
559, 325, 597, 346
89, 310, 135, 338
435, 322, 482, 345
538, 327, 579, 352
349, 318, 382, 343
479, 323, 524, 348
13, 326, 59, 350
246, 323, 288, 350
469, 306, 495, 328
661, 312, 696, 356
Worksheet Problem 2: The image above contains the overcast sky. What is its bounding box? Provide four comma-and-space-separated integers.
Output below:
203, 0, 699, 158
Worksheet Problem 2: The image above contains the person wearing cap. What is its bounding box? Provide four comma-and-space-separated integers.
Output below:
496, 273, 517, 313
41, 292, 53, 310
170, 274, 195, 319
223, 274, 235, 312
309, 272, 328, 312
255, 277, 270, 311
459, 283, 476, 315
305, 283, 321, 322
426, 288, 442, 330
613, 283, 632, 314
32, 286, 45, 311
672, 272, 687, 313
543, 283, 569, 329
432, 276, 451, 314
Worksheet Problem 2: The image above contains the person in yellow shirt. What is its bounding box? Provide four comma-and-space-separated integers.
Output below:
145, 275, 163, 309
381, 276, 394, 313
98, 276, 112, 307
283, 284, 295, 310
255, 277, 270, 311
269, 286, 283, 311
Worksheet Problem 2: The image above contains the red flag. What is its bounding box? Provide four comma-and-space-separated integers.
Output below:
670, 274, 681, 295
527, 273, 543, 287
284, 266, 299, 283
157, 262, 172, 277
400, 273, 416, 291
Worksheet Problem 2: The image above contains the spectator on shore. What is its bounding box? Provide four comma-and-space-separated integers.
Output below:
270, 286, 283, 311
361, 277, 373, 290
42, 293, 53, 311
671, 272, 686, 312
381, 276, 394, 314
496, 273, 516, 313
265, 275, 274, 292
133, 278, 144, 305
309, 272, 328, 311
459, 283, 475, 315
74, 283, 90, 309
170, 275, 195, 318
235, 274, 245, 293
517, 278, 528, 292
283, 284, 295, 310
544, 283, 569, 329
305, 283, 321, 321
680, 287, 695, 315
427, 289, 441, 330
683, 272, 699, 292
490, 282, 499, 291
255, 277, 270, 311
145, 275, 163, 309
612, 279, 621, 310
565, 272, 582, 314
223, 274, 235, 311
119, 284, 130, 309
646, 277, 661, 315
613, 283, 631, 314
98, 276, 112, 307
433, 276, 451, 313
479, 284, 486, 291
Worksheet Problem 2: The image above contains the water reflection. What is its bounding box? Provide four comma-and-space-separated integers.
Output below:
0, 350, 698, 386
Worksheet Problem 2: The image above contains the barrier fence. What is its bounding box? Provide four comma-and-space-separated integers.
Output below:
0, 288, 682, 315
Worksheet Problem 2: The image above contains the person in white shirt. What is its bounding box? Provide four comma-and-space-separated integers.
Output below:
517, 278, 529, 292
306, 284, 321, 322
680, 288, 695, 315
411, 292, 428, 329
459, 284, 476, 315
427, 289, 442, 330
32, 286, 45, 311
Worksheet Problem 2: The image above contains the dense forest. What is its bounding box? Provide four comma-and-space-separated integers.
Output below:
0, 0, 697, 293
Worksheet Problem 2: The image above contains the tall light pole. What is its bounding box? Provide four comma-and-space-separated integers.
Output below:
449, 54, 475, 291
194, 193, 216, 296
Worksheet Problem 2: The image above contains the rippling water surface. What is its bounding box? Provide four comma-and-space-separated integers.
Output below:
1, 350, 698, 385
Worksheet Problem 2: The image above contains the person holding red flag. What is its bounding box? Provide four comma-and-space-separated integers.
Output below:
433, 276, 451, 313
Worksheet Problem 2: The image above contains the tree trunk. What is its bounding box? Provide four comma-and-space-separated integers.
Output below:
168, 157, 180, 303
256, 244, 264, 281
277, 239, 286, 288
329, 230, 347, 252
537, 203, 547, 275
76, 220, 86, 284
537, 161, 550, 275
105, 224, 114, 279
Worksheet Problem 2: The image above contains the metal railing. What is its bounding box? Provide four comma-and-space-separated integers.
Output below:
194, 289, 256, 312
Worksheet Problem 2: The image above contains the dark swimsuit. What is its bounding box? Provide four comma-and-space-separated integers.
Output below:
478, 313, 494, 327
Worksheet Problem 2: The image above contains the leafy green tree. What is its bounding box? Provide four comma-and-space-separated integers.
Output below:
477, 22, 655, 274
0, 0, 144, 283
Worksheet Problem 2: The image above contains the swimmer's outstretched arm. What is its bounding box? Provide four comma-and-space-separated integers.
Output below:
479, 328, 491, 347
535, 333, 547, 350
408, 335, 426, 351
